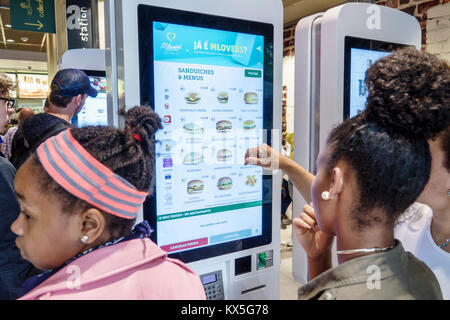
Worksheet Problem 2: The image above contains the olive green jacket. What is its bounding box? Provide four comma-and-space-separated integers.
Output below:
298, 241, 443, 300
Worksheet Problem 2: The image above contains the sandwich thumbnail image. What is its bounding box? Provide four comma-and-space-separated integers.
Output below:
187, 179, 204, 194
216, 120, 232, 133
183, 152, 204, 165
244, 92, 258, 104
245, 175, 257, 187
217, 177, 232, 190
217, 91, 228, 103
185, 92, 201, 104
243, 120, 256, 130
183, 122, 204, 134
216, 149, 232, 162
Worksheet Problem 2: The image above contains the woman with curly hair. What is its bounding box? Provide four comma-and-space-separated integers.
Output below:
11, 106, 206, 300
245, 47, 449, 299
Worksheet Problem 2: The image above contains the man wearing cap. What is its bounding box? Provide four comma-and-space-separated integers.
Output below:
10, 69, 97, 170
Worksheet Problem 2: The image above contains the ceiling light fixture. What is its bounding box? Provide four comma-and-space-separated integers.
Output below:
6, 39, 14, 42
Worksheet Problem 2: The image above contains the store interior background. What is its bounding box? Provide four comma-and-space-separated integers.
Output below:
0, 0, 449, 299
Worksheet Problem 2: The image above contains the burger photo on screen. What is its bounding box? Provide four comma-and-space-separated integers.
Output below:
183, 122, 204, 134
187, 180, 204, 194
217, 177, 233, 190
244, 92, 258, 104
185, 92, 201, 104
183, 152, 204, 165
217, 91, 229, 103
243, 120, 256, 130
216, 149, 232, 162
216, 120, 232, 133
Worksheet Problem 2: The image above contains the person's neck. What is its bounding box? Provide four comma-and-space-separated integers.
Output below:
46, 108, 71, 122
431, 205, 450, 247
336, 218, 395, 264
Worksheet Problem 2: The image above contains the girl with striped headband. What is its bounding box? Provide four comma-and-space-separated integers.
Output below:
11, 106, 206, 300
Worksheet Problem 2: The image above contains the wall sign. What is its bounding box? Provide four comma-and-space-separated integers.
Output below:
66, 0, 98, 49
10, 0, 56, 33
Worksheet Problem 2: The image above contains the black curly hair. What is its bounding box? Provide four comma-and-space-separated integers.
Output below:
363, 47, 449, 140
29, 106, 162, 238
324, 47, 449, 229
326, 115, 431, 229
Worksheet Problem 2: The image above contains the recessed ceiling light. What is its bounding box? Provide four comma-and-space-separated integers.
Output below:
5, 24, 11, 28
6, 39, 15, 43
21, 36, 28, 42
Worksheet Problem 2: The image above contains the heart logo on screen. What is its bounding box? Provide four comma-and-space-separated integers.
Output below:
166, 32, 176, 42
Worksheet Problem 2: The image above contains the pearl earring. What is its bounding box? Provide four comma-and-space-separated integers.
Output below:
80, 235, 89, 244
321, 191, 330, 201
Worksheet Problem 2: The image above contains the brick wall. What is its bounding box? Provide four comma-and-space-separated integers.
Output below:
426, 3, 450, 61
376, 0, 450, 55
283, 25, 296, 57
283, 1, 450, 56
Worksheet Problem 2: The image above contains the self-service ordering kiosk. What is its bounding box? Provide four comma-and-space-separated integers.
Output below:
60, 49, 110, 128
292, 3, 421, 284
105, 0, 283, 300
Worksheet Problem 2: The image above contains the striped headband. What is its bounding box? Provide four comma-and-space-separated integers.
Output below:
36, 129, 148, 220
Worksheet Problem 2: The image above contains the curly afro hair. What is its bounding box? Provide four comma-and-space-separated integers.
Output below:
363, 47, 449, 140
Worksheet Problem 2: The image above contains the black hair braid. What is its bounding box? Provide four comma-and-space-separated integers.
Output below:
70, 106, 162, 191
30, 106, 162, 239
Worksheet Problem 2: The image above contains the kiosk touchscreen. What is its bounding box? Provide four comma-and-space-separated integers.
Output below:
344, 36, 406, 119
137, 5, 274, 264
72, 70, 108, 128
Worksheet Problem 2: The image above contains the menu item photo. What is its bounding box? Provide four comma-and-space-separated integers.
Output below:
217, 91, 229, 103
183, 152, 204, 165
244, 92, 258, 104
217, 177, 233, 190
187, 179, 205, 194
243, 120, 256, 130
185, 92, 201, 104
216, 120, 232, 133
216, 149, 233, 162
245, 175, 257, 187
183, 122, 204, 134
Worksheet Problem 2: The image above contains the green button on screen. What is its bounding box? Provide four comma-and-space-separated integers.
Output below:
245, 69, 262, 78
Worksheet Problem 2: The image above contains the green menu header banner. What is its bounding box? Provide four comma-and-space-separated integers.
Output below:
10, 0, 56, 34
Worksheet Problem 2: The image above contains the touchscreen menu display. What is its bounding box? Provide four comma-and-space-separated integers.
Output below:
348, 48, 390, 118
73, 75, 107, 127
152, 22, 265, 254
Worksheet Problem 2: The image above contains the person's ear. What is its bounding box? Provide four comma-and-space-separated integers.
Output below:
329, 167, 344, 200
71, 94, 83, 107
78, 208, 107, 245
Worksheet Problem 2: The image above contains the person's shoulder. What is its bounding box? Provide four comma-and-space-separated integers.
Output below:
0, 155, 15, 173
395, 202, 432, 232
403, 251, 443, 299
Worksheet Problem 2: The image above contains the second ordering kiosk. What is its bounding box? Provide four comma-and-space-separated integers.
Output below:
105, 0, 283, 299
292, 3, 421, 284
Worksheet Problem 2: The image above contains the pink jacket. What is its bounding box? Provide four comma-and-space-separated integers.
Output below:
19, 238, 206, 300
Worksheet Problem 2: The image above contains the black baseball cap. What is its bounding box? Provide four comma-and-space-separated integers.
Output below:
51, 68, 98, 98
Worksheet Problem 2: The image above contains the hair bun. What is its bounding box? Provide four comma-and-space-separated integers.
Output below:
363, 47, 450, 140
123, 105, 162, 144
